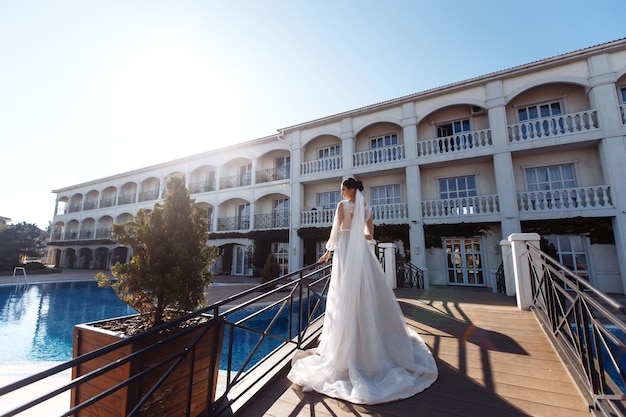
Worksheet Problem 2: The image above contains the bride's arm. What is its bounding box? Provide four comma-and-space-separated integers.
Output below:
319, 201, 344, 263
364, 214, 374, 241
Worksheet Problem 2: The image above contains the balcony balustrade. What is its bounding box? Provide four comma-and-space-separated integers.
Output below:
51, 231, 63, 241
99, 198, 115, 208
370, 202, 410, 222
254, 213, 290, 229
220, 173, 252, 189
79, 230, 94, 240
118, 194, 136, 205
422, 194, 500, 219
84, 201, 98, 211
65, 231, 78, 240
138, 190, 159, 202
517, 185, 612, 212
300, 208, 334, 227
300, 156, 342, 176
417, 128, 492, 157
256, 167, 290, 183
217, 216, 250, 231
508, 110, 598, 142
68, 204, 82, 213
189, 179, 216, 194
353, 145, 406, 167
95, 228, 112, 239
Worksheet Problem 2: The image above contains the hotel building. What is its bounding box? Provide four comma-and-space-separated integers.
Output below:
48, 38, 626, 295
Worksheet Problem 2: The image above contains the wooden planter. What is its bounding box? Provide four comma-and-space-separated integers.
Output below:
71, 315, 225, 417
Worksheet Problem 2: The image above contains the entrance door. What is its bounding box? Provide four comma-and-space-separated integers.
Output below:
445, 238, 485, 286
233, 245, 246, 275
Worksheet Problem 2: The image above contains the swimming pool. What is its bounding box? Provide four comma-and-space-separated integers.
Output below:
0, 281, 136, 365
0, 281, 323, 373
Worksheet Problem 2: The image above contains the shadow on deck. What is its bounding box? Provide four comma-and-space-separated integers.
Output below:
232, 285, 591, 417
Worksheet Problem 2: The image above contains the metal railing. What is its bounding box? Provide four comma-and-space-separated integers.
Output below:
0, 263, 330, 417
525, 243, 626, 415
395, 254, 425, 288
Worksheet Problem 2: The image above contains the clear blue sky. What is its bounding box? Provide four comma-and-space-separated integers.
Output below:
1, 0, 624, 229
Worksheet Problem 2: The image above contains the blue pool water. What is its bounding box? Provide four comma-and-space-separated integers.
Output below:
0, 281, 136, 365
0, 281, 323, 372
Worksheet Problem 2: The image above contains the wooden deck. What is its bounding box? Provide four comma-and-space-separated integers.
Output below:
233, 285, 592, 417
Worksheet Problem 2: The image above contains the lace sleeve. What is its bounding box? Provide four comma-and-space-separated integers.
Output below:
325, 201, 344, 251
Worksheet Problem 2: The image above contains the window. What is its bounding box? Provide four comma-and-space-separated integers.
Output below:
275, 156, 290, 180
317, 145, 341, 159
271, 242, 289, 276
316, 191, 341, 210
439, 176, 477, 199
237, 203, 250, 229
273, 198, 289, 227
371, 184, 401, 205
437, 119, 470, 138
439, 176, 478, 215
370, 133, 398, 149
526, 164, 575, 191
517, 101, 562, 121
239, 164, 252, 186
620, 86, 626, 103
543, 235, 589, 280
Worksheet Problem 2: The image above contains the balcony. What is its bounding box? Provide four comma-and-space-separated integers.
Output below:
117, 194, 136, 205
254, 213, 290, 229
417, 128, 492, 157
300, 156, 342, 176
256, 167, 290, 184
99, 198, 115, 208
220, 173, 252, 190
68, 204, 82, 213
300, 208, 334, 227
138, 190, 159, 202
507, 110, 598, 142
422, 194, 500, 220
189, 179, 216, 194
95, 228, 112, 239
217, 216, 250, 231
83, 201, 98, 210
370, 202, 410, 222
353, 145, 406, 167
516, 185, 612, 213
301, 203, 411, 228
79, 230, 94, 240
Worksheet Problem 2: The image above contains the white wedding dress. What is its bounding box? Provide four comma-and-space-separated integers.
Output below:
287, 190, 438, 404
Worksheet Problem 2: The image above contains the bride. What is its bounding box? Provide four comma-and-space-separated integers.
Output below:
287, 177, 438, 404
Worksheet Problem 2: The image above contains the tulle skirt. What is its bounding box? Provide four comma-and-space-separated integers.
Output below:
287, 232, 438, 404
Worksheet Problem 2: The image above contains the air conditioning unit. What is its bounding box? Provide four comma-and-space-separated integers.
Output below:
470, 106, 486, 116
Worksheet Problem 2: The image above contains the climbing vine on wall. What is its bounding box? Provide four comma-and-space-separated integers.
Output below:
521, 217, 614, 244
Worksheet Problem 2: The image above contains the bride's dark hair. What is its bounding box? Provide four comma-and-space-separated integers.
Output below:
342, 177, 363, 192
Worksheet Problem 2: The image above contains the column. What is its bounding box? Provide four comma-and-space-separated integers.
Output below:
509, 233, 540, 310
588, 54, 626, 290
290, 131, 304, 271
402, 102, 418, 160
379, 242, 397, 289
341, 117, 354, 171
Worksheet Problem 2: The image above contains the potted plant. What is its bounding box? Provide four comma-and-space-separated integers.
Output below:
71, 176, 222, 417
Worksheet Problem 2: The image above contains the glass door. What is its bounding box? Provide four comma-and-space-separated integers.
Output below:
445, 238, 485, 286
233, 245, 245, 275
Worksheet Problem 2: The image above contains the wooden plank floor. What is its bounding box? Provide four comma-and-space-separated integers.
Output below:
233, 285, 592, 417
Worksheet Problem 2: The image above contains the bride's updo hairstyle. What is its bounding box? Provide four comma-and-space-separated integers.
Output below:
342, 177, 364, 192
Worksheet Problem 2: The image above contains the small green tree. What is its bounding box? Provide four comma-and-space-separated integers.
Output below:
0, 222, 47, 270
96, 176, 219, 326
260, 253, 280, 285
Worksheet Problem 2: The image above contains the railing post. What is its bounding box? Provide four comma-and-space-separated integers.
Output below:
508, 233, 540, 310
500, 239, 515, 296
379, 242, 397, 289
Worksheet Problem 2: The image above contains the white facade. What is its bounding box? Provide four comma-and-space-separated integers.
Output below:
48, 38, 626, 294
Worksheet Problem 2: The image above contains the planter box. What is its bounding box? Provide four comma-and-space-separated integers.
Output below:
71, 315, 225, 417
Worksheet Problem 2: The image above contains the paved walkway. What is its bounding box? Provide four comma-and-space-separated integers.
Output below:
0, 268, 262, 304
